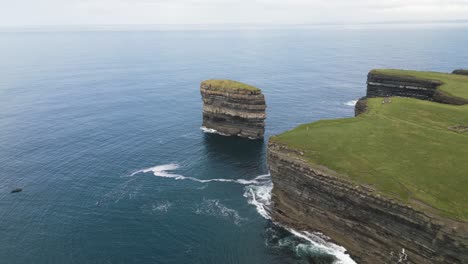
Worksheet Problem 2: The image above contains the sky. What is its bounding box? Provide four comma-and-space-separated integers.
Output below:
1, 0, 468, 27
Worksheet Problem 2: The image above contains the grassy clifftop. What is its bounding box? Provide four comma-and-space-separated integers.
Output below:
201, 79, 261, 93
372, 69, 468, 100
272, 72, 468, 221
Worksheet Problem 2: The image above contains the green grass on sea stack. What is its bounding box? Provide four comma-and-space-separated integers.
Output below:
372, 69, 468, 100
201, 79, 260, 92
272, 97, 468, 221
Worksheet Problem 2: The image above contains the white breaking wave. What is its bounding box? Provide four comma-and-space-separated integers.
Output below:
131, 164, 269, 185
344, 100, 358, 106
243, 174, 356, 264
131, 163, 355, 263
200, 126, 230, 136
200, 126, 218, 134
243, 177, 272, 219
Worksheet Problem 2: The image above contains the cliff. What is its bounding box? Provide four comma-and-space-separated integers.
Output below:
268, 70, 468, 263
452, 69, 468, 76
367, 69, 468, 105
268, 141, 468, 264
200, 80, 266, 139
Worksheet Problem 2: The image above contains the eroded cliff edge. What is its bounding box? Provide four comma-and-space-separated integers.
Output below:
367, 69, 468, 105
200, 80, 266, 139
268, 69, 468, 263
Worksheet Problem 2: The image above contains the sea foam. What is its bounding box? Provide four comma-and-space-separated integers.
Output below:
243, 174, 356, 264
132, 163, 355, 263
344, 100, 358, 106
131, 164, 269, 185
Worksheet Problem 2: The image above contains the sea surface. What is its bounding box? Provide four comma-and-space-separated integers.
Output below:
1, 24, 468, 264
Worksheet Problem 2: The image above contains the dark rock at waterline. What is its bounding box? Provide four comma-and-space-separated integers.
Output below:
10, 188, 22, 193
307, 254, 336, 264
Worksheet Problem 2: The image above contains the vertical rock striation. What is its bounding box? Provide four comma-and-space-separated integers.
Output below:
200, 80, 266, 139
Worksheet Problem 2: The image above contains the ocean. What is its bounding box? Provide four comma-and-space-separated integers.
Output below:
1, 24, 467, 264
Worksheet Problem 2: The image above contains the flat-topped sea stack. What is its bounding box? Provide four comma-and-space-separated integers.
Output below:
268, 69, 468, 263
200, 80, 266, 139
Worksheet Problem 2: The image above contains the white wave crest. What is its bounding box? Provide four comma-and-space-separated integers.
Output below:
288, 229, 356, 264
200, 126, 217, 134
243, 176, 272, 219
131, 164, 355, 263
243, 174, 356, 264
200, 126, 230, 136
131, 164, 269, 185
344, 100, 358, 106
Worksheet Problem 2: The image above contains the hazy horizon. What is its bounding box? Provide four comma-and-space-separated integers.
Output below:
2, 0, 468, 27
1, 20, 468, 32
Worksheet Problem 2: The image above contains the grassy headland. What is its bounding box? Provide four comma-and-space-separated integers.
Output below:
272, 72, 468, 221
201, 79, 260, 92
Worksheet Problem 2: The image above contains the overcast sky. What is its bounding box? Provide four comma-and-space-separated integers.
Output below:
1, 0, 468, 27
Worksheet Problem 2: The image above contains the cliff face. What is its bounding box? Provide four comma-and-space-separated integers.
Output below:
200, 81, 266, 139
452, 69, 468, 76
367, 71, 468, 105
367, 71, 441, 101
268, 141, 468, 264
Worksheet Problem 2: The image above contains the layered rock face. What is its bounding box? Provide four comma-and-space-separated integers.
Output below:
452, 69, 468, 75
367, 71, 441, 101
354, 96, 368, 116
268, 141, 468, 264
367, 71, 468, 105
200, 80, 266, 139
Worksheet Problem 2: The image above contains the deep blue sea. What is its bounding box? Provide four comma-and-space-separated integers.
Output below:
1, 24, 468, 264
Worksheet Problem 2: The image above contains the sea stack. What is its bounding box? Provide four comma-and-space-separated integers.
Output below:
200, 80, 266, 139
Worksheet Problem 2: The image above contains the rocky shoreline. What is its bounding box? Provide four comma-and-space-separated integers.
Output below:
200, 80, 266, 139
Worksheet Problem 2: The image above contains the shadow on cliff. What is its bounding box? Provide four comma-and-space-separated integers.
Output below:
201, 133, 267, 173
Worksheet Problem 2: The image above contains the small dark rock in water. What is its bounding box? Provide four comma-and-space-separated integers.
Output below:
10, 188, 22, 193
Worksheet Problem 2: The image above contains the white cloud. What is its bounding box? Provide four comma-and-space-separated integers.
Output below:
1, 0, 468, 26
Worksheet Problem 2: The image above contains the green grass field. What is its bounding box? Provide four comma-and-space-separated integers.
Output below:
372, 69, 468, 100
272, 97, 468, 221
201, 79, 260, 92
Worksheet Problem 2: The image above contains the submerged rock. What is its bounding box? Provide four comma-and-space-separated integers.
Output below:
10, 188, 22, 193
200, 79, 266, 139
